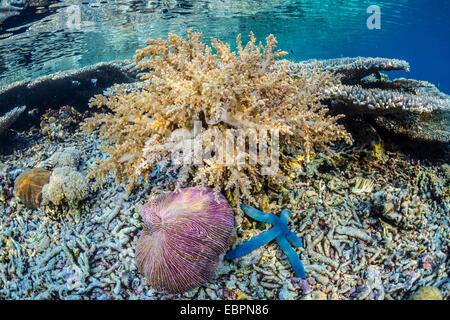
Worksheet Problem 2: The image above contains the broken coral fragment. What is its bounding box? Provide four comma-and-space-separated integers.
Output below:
40, 106, 84, 141
136, 187, 234, 294
409, 286, 443, 300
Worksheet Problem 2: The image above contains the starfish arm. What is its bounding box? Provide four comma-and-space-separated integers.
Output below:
240, 203, 273, 223
285, 230, 303, 248
276, 235, 306, 279
280, 209, 292, 224
225, 227, 280, 260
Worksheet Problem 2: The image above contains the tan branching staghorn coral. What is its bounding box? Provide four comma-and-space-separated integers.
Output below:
82, 30, 352, 205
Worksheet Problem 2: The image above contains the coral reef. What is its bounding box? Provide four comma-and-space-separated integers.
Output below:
0, 61, 136, 131
409, 286, 443, 300
82, 31, 352, 204
136, 187, 234, 294
0, 30, 448, 301
13, 167, 51, 209
0, 105, 26, 136
41, 166, 89, 206
0, 126, 448, 300
226, 203, 306, 279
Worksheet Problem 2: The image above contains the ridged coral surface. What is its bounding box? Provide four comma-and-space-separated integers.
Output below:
136, 187, 234, 294
410, 286, 443, 300
0, 105, 26, 136
82, 31, 352, 205
13, 168, 51, 209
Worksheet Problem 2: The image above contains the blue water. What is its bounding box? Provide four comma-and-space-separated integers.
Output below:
0, 0, 449, 93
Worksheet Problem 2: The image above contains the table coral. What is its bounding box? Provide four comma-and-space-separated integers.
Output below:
225, 203, 306, 279
82, 30, 352, 205
136, 187, 234, 294
409, 286, 443, 300
0, 105, 26, 136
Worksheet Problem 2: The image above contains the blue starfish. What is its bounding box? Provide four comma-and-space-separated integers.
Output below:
225, 203, 306, 279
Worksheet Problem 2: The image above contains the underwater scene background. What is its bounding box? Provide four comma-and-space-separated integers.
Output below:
0, 0, 449, 301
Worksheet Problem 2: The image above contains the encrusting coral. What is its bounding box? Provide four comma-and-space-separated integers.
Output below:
82, 30, 352, 205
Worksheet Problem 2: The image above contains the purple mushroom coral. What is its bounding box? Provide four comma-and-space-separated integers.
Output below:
136, 187, 234, 294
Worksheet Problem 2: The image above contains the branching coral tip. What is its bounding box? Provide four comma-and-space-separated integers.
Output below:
225, 203, 306, 279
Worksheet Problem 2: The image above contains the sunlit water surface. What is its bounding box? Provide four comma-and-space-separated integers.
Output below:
0, 0, 449, 93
